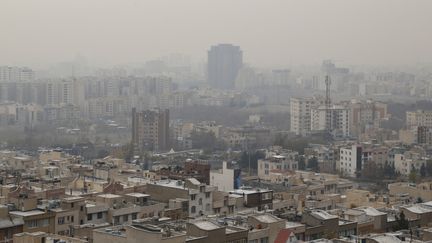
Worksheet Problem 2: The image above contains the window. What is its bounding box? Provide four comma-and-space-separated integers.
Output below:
58, 217, 65, 225
71, 216, 74, 223
199, 198, 203, 205
123, 215, 128, 222
205, 192, 210, 198
190, 194, 196, 200
87, 214, 93, 221
132, 213, 137, 220
191, 206, 196, 214
80, 206, 84, 211
71, 203, 74, 208
39, 219, 49, 227
26, 220, 38, 228
97, 212, 103, 219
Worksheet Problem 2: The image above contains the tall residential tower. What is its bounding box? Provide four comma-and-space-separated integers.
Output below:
132, 108, 170, 152
207, 44, 243, 89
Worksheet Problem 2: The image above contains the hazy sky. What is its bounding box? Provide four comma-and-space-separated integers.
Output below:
1, 0, 432, 68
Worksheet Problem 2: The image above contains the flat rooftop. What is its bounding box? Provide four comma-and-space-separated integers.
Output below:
193, 221, 221, 231
10, 210, 46, 217
253, 214, 280, 223
97, 193, 122, 199
125, 193, 150, 198
311, 210, 338, 220
230, 187, 271, 195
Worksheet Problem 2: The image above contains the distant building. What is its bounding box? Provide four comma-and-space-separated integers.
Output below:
394, 153, 426, 176
146, 178, 216, 217
0, 66, 34, 82
210, 161, 241, 192
207, 44, 243, 89
229, 187, 273, 211
349, 100, 387, 136
339, 145, 362, 177
418, 126, 432, 144
310, 105, 350, 138
132, 108, 169, 152
407, 110, 432, 128
290, 97, 323, 136
258, 149, 298, 181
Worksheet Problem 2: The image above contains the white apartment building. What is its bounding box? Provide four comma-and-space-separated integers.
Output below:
310, 105, 350, 138
406, 110, 432, 128
0, 66, 34, 82
290, 97, 323, 136
46, 79, 85, 107
210, 161, 240, 192
258, 151, 298, 181
339, 145, 362, 177
394, 153, 427, 176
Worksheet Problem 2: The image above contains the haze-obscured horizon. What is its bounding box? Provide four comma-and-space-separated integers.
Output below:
2, 0, 432, 68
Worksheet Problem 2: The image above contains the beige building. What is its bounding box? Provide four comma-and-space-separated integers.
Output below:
394, 153, 427, 176
406, 110, 432, 128
14, 231, 88, 243
388, 182, 432, 202
93, 224, 187, 243
131, 108, 170, 152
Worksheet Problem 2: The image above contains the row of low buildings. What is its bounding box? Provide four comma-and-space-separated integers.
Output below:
1, 147, 432, 242
0, 75, 262, 124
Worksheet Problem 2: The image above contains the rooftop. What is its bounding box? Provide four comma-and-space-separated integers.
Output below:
403, 205, 432, 214
311, 210, 338, 220
253, 214, 280, 224
360, 207, 386, 216
97, 193, 122, 199
125, 193, 150, 198
10, 210, 46, 217
230, 187, 271, 195
193, 221, 221, 231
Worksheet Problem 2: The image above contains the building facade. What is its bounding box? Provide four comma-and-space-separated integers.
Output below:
207, 44, 243, 90
132, 108, 169, 152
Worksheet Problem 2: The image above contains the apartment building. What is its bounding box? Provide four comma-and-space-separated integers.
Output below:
407, 110, 432, 129
131, 108, 170, 152
290, 97, 322, 136
146, 179, 216, 217
339, 145, 362, 177
310, 105, 350, 138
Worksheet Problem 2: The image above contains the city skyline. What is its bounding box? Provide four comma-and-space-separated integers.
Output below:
2, 0, 432, 68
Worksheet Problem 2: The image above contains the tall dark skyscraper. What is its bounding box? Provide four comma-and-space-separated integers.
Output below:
207, 44, 243, 89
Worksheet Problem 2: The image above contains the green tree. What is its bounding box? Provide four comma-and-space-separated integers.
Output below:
426, 160, 432, 177
298, 155, 306, 170
409, 165, 418, 183
307, 156, 319, 172
393, 211, 409, 231
420, 164, 427, 177
239, 150, 265, 173
190, 131, 217, 150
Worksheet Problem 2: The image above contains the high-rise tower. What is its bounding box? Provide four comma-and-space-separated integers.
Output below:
207, 44, 243, 89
